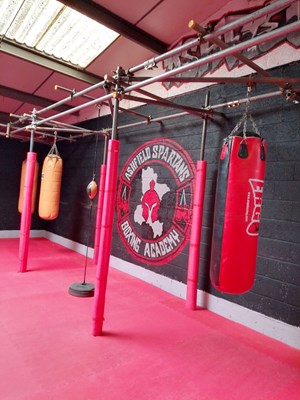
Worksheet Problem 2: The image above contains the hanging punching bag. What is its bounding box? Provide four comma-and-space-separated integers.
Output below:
38, 144, 63, 220
18, 159, 39, 214
210, 132, 267, 294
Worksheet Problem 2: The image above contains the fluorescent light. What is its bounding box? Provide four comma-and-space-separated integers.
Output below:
0, 0, 119, 68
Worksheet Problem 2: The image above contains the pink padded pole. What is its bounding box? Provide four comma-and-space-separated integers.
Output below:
92, 139, 120, 336
186, 160, 207, 309
93, 164, 107, 264
19, 152, 37, 273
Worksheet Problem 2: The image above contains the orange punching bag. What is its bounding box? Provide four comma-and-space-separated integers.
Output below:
38, 143, 63, 220
18, 159, 39, 213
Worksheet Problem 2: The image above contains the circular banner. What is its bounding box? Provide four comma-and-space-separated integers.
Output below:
117, 138, 195, 265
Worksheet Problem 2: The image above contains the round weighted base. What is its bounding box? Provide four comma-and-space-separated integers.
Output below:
68, 282, 95, 298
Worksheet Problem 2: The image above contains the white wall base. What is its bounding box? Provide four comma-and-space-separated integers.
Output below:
44, 231, 92, 257
0, 230, 46, 238
110, 255, 300, 350
2, 230, 299, 350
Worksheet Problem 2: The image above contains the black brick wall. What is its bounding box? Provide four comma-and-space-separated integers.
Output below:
0, 139, 48, 230
3, 61, 299, 327
111, 61, 299, 327
46, 132, 110, 245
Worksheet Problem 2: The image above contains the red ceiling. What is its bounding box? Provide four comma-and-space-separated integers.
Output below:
0, 0, 290, 132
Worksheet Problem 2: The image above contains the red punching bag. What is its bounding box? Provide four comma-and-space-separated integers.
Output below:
210, 132, 267, 294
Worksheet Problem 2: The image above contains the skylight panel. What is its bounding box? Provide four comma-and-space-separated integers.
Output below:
0, 0, 120, 68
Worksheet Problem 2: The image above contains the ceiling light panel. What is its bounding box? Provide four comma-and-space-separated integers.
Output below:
0, 0, 119, 68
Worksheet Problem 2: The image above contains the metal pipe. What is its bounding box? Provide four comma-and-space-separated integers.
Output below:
9, 113, 30, 126
42, 119, 90, 131
69, 89, 289, 140
190, 21, 269, 76
5, 122, 10, 138
128, 37, 201, 74
26, 126, 98, 133
9, 115, 90, 136
200, 92, 210, 160
69, 118, 162, 139
114, 73, 212, 115
7, 123, 77, 138
203, 0, 298, 41
111, 97, 120, 141
33, 92, 114, 127
210, 90, 283, 109
104, 87, 115, 117
123, 94, 213, 118
119, 75, 220, 116
8, 0, 293, 126
29, 129, 34, 152
151, 76, 300, 85
32, 20, 300, 129
10, 128, 75, 142
35, 79, 107, 117
10, 112, 87, 131
2, 88, 290, 143
56, 82, 151, 120
0, 130, 52, 143
189, 20, 297, 99
122, 20, 300, 95
102, 134, 108, 165
128, 0, 296, 75
186, 93, 210, 310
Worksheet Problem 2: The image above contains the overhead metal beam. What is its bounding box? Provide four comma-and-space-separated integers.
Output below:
131, 76, 300, 85
31, 19, 300, 128
189, 20, 300, 101
0, 85, 75, 113
0, 40, 100, 85
123, 94, 213, 118
59, 0, 168, 54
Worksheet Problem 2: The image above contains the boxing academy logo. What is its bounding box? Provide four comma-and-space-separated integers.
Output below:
245, 179, 264, 236
117, 139, 195, 265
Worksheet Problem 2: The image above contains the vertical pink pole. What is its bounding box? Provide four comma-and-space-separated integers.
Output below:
92, 139, 120, 336
19, 152, 37, 273
186, 160, 207, 309
93, 163, 107, 264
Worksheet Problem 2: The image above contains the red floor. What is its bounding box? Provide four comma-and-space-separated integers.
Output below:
1, 238, 300, 400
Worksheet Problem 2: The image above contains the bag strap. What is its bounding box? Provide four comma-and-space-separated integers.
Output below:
48, 132, 60, 157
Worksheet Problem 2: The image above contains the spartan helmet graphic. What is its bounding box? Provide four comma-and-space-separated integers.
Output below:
141, 179, 160, 224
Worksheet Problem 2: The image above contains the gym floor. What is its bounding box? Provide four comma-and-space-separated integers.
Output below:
1, 238, 300, 400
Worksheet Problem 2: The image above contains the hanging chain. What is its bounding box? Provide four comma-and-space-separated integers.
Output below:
229, 85, 262, 138
92, 133, 98, 181
242, 86, 251, 139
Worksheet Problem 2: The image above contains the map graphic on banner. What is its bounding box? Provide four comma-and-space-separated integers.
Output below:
134, 167, 170, 239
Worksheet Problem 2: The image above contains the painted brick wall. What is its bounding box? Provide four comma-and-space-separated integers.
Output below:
0, 139, 48, 231
110, 61, 299, 327
12, 61, 299, 327
48, 134, 109, 245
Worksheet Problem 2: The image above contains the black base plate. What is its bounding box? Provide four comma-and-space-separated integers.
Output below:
68, 282, 95, 297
